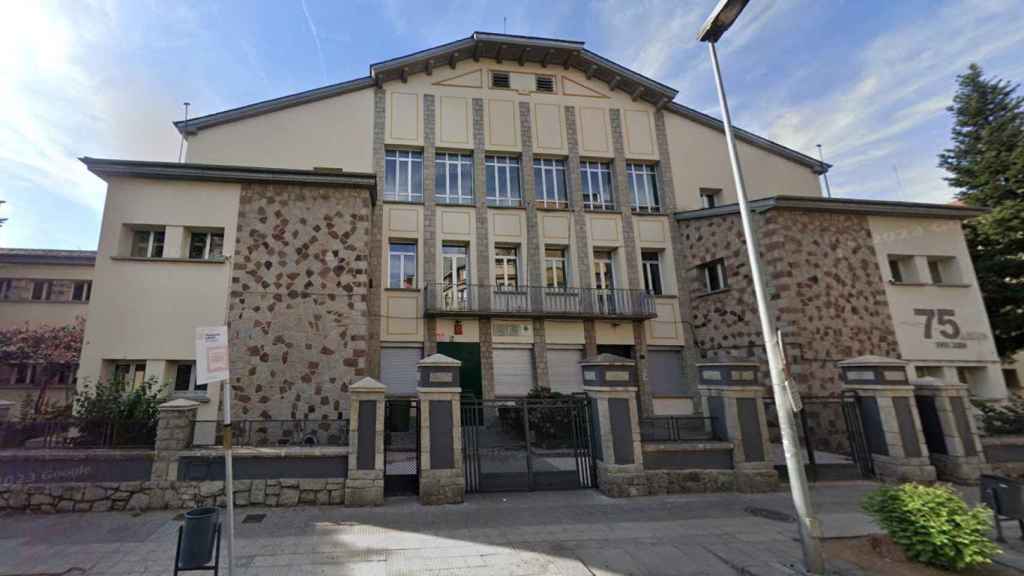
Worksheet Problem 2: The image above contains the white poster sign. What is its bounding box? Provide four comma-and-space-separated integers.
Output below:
195, 326, 230, 385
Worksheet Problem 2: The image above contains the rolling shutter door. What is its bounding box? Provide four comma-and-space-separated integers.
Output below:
380, 347, 422, 396
649, 349, 688, 397
548, 349, 584, 394
494, 348, 534, 397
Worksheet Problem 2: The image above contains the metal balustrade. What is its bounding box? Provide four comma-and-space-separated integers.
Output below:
423, 284, 657, 319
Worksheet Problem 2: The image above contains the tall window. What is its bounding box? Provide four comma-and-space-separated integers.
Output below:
131, 229, 165, 258
545, 247, 568, 289
627, 163, 660, 212
71, 281, 91, 302
593, 251, 616, 290
188, 230, 224, 260
699, 259, 726, 293
533, 158, 568, 208
31, 280, 52, 301
641, 251, 663, 296
173, 361, 205, 392
388, 242, 417, 288
494, 246, 519, 290
384, 149, 423, 202
441, 244, 470, 308
435, 153, 474, 204
486, 155, 522, 207
581, 161, 615, 210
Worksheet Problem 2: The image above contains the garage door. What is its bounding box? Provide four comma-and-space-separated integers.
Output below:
548, 349, 584, 394
494, 348, 534, 397
649, 349, 689, 397
380, 347, 422, 396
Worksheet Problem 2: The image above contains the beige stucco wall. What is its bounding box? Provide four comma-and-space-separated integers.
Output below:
664, 112, 822, 211
185, 88, 375, 173
0, 263, 92, 330
869, 215, 1005, 399
78, 177, 239, 418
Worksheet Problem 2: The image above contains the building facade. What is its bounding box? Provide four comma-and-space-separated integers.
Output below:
72, 32, 1006, 421
0, 249, 95, 412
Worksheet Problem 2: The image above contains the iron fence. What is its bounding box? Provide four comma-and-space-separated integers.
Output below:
0, 419, 157, 449
424, 284, 657, 319
639, 416, 720, 442
190, 419, 350, 448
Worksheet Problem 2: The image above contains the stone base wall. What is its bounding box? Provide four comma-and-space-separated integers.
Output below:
982, 436, 1024, 478
343, 470, 382, 507
873, 456, 937, 483
419, 469, 464, 505
930, 455, 987, 485
645, 470, 736, 495
735, 468, 780, 493
0, 478, 346, 513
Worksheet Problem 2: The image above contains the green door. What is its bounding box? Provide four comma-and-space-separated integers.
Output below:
437, 342, 482, 399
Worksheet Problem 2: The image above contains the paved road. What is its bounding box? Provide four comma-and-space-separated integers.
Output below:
0, 482, 884, 576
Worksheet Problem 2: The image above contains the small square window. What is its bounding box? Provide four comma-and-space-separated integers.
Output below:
700, 188, 722, 209
887, 255, 918, 284
535, 75, 555, 93
698, 259, 726, 293
131, 228, 165, 258
926, 256, 960, 285
71, 281, 91, 302
188, 230, 225, 260
31, 280, 52, 301
491, 71, 510, 89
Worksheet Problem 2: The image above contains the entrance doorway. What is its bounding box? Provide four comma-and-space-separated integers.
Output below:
384, 398, 419, 496
437, 342, 482, 400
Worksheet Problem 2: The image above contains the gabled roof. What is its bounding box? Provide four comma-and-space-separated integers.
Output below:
0, 248, 96, 266
174, 31, 828, 173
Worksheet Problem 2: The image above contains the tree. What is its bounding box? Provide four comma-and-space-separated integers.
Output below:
938, 64, 1024, 357
0, 317, 85, 414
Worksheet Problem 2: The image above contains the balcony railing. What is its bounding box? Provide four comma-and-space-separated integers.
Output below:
424, 284, 657, 319
639, 416, 721, 442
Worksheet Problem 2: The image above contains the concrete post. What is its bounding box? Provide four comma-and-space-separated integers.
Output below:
696, 363, 778, 493
153, 398, 200, 481
581, 354, 648, 497
839, 356, 937, 483
912, 377, 987, 483
417, 354, 465, 505
346, 377, 386, 506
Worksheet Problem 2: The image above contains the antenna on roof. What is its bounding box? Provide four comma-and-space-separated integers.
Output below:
177, 102, 191, 163
893, 164, 906, 197
816, 144, 832, 199
503, 16, 507, 34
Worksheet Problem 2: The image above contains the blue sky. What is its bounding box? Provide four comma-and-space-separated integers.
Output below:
2, 0, 1023, 250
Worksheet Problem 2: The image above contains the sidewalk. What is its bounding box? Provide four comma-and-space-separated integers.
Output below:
0, 481, 932, 576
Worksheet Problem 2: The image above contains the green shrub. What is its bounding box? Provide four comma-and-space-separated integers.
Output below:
973, 398, 1024, 435
862, 483, 999, 571
73, 377, 166, 446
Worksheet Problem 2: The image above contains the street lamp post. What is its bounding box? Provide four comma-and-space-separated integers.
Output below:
697, 0, 826, 572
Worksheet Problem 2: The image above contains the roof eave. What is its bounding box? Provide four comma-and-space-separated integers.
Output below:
674, 195, 988, 221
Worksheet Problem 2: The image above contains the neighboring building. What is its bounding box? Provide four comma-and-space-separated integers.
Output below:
0, 248, 95, 412
74, 32, 1006, 421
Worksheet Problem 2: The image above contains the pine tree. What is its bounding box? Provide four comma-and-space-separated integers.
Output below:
939, 64, 1024, 357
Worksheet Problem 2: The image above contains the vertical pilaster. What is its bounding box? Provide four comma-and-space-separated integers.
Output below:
423, 94, 438, 355
472, 98, 494, 399
581, 354, 648, 497
417, 354, 466, 505
533, 319, 550, 390
368, 87, 386, 379
913, 380, 987, 483
566, 105, 597, 352
346, 377, 386, 506
153, 399, 200, 481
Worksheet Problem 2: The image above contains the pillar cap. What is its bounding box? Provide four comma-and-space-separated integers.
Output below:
350, 377, 387, 391
579, 353, 635, 367
417, 353, 462, 367
158, 398, 200, 411
837, 355, 907, 367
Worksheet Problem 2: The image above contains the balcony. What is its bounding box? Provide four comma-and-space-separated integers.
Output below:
424, 284, 657, 320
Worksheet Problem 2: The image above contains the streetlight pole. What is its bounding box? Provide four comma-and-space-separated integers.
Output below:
699, 1, 825, 573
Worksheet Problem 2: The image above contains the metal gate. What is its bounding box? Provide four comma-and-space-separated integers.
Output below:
462, 396, 595, 493
384, 397, 419, 496
764, 392, 873, 481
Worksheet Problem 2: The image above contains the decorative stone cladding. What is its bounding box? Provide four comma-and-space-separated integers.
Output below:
228, 183, 372, 420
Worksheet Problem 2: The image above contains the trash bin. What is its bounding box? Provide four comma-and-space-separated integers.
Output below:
179, 507, 219, 569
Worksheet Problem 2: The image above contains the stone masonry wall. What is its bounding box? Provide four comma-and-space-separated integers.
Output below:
229, 183, 372, 420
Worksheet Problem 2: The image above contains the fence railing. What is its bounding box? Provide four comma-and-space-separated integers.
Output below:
424, 284, 657, 319
190, 419, 350, 448
639, 416, 720, 442
0, 419, 157, 450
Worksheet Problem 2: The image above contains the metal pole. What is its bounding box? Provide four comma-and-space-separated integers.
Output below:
816, 144, 832, 198
707, 41, 825, 574
222, 379, 235, 575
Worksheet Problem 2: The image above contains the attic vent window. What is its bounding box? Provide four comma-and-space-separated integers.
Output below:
535, 75, 555, 93
492, 71, 510, 89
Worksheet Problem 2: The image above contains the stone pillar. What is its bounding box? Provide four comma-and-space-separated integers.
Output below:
417, 354, 465, 504
153, 398, 200, 481
839, 356, 937, 483
0, 400, 14, 422
346, 377, 386, 506
912, 377, 987, 483
696, 363, 778, 492
581, 354, 648, 497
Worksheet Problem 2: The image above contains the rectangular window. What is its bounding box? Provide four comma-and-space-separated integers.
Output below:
888, 256, 905, 283
700, 188, 721, 209
172, 362, 205, 392
384, 149, 423, 202
435, 153, 474, 204
627, 163, 660, 212
486, 156, 522, 207
31, 280, 52, 301
642, 251, 663, 296
535, 75, 555, 93
441, 244, 470, 309
113, 361, 147, 388
545, 247, 567, 289
13, 364, 35, 386
188, 230, 225, 260
71, 281, 92, 302
581, 161, 615, 210
533, 158, 568, 208
927, 256, 960, 285
699, 259, 726, 293
388, 242, 417, 289
0, 279, 11, 300
494, 246, 519, 289
131, 229, 165, 258
915, 366, 945, 380
491, 71, 510, 89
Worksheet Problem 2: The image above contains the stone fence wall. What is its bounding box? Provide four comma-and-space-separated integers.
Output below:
982, 435, 1024, 477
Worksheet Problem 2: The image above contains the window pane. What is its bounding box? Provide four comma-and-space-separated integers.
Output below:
385, 157, 397, 198
189, 232, 208, 259
174, 363, 192, 392
32, 281, 46, 300
486, 163, 497, 197
151, 231, 165, 258
460, 156, 474, 200
410, 156, 422, 199
132, 230, 150, 257
210, 233, 224, 258
389, 254, 402, 288
435, 159, 447, 198
510, 164, 521, 199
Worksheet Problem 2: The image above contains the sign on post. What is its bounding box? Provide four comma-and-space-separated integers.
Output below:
195, 326, 230, 385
